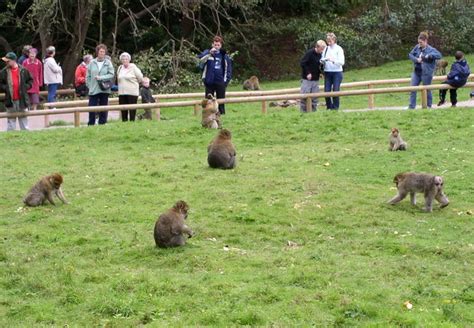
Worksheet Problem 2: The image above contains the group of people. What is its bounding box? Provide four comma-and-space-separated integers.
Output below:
0, 32, 471, 131
299, 31, 470, 112
0, 36, 232, 131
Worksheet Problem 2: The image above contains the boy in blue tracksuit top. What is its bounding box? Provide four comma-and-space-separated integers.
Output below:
198, 36, 232, 115
438, 51, 471, 107
408, 32, 442, 109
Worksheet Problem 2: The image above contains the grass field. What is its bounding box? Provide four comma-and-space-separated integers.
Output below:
1, 59, 474, 326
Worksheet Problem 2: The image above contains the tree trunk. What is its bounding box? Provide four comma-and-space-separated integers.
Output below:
62, 1, 98, 86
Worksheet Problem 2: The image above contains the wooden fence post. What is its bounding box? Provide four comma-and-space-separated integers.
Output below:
194, 103, 199, 116
368, 84, 375, 109
261, 100, 267, 114
306, 97, 312, 112
153, 99, 160, 120
421, 89, 428, 109
74, 111, 80, 127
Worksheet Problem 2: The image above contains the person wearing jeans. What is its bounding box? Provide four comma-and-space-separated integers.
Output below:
198, 35, 232, 115
408, 32, 441, 109
321, 32, 345, 110
43, 46, 62, 104
86, 44, 114, 125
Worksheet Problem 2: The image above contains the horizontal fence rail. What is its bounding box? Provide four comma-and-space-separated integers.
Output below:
1, 82, 473, 128
38, 74, 473, 110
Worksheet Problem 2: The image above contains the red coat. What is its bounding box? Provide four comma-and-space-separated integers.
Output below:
22, 58, 43, 94
75, 63, 87, 87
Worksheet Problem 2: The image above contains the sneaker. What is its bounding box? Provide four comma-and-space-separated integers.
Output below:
437, 100, 445, 106
451, 104, 457, 108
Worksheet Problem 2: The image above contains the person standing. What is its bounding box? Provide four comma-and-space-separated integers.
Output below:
140, 77, 155, 120
75, 54, 93, 97
0, 52, 33, 131
117, 52, 143, 122
43, 46, 63, 104
300, 40, 326, 112
198, 36, 232, 115
321, 33, 345, 110
86, 44, 114, 125
22, 48, 43, 111
18, 45, 32, 65
438, 51, 471, 107
407, 32, 442, 109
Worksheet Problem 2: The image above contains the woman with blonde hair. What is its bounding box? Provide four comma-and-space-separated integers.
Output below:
320, 32, 345, 110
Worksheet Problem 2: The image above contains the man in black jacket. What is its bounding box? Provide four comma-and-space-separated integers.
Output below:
300, 40, 326, 112
0, 52, 33, 130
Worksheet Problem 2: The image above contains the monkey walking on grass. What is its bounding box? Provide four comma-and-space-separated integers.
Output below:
387, 172, 449, 212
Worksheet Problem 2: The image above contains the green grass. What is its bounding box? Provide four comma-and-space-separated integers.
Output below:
1, 58, 474, 326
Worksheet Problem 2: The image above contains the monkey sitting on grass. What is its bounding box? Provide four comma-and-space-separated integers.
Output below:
23, 173, 69, 206
154, 201, 193, 248
389, 128, 408, 151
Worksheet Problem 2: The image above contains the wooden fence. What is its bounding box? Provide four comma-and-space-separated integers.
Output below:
1, 82, 473, 128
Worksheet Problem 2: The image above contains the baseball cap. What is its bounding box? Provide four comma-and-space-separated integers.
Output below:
2, 52, 17, 62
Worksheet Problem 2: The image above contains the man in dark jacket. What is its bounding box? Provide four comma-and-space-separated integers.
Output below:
300, 40, 326, 112
0, 52, 33, 131
438, 51, 471, 107
198, 36, 232, 115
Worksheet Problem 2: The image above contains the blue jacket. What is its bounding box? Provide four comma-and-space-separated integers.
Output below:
409, 45, 442, 77
446, 59, 470, 87
198, 49, 232, 85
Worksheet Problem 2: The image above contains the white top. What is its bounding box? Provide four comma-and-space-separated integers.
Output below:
96, 60, 105, 72
117, 63, 144, 96
43, 56, 63, 85
321, 44, 345, 72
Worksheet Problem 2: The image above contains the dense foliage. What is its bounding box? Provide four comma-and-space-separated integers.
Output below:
0, 0, 473, 88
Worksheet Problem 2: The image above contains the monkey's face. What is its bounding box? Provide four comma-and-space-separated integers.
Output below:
49, 174, 63, 189
433, 176, 444, 191
391, 128, 399, 137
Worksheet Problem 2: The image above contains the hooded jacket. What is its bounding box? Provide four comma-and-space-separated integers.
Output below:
446, 59, 471, 87
0, 65, 33, 109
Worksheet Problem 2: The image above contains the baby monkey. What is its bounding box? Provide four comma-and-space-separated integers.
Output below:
23, 173, 69, 206
388, 172, 449, 212
154, 200, 193, 248
389, 128, 408, 151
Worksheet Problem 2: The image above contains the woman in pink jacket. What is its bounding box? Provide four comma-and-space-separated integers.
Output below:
22, 48, 43, 111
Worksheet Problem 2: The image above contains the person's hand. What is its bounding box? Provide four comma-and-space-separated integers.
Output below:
417, 57, 422, 63
306, 73, 312, 80
210, 47, 217, 55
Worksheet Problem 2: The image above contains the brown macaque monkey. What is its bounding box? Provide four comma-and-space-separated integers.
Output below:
242, 76, 261, 91
207, 129, 236, 169
23, 173, 69, 206
154, 200, 193, 248
388, 172, 449, 212
201, 94, 222, 129
435, 59, 448, 75
389, 128, 408, 151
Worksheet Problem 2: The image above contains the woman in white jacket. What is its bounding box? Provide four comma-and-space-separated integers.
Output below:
321, 33, 345, 110
117, 52, 143, 121
43, 46, 63, 103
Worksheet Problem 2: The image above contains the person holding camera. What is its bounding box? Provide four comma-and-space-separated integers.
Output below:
321, 33, 345, 110
300, 40, 327, 112
86, 44, 114, 125
198, 36, 232, 115
407, 32, 442, 109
